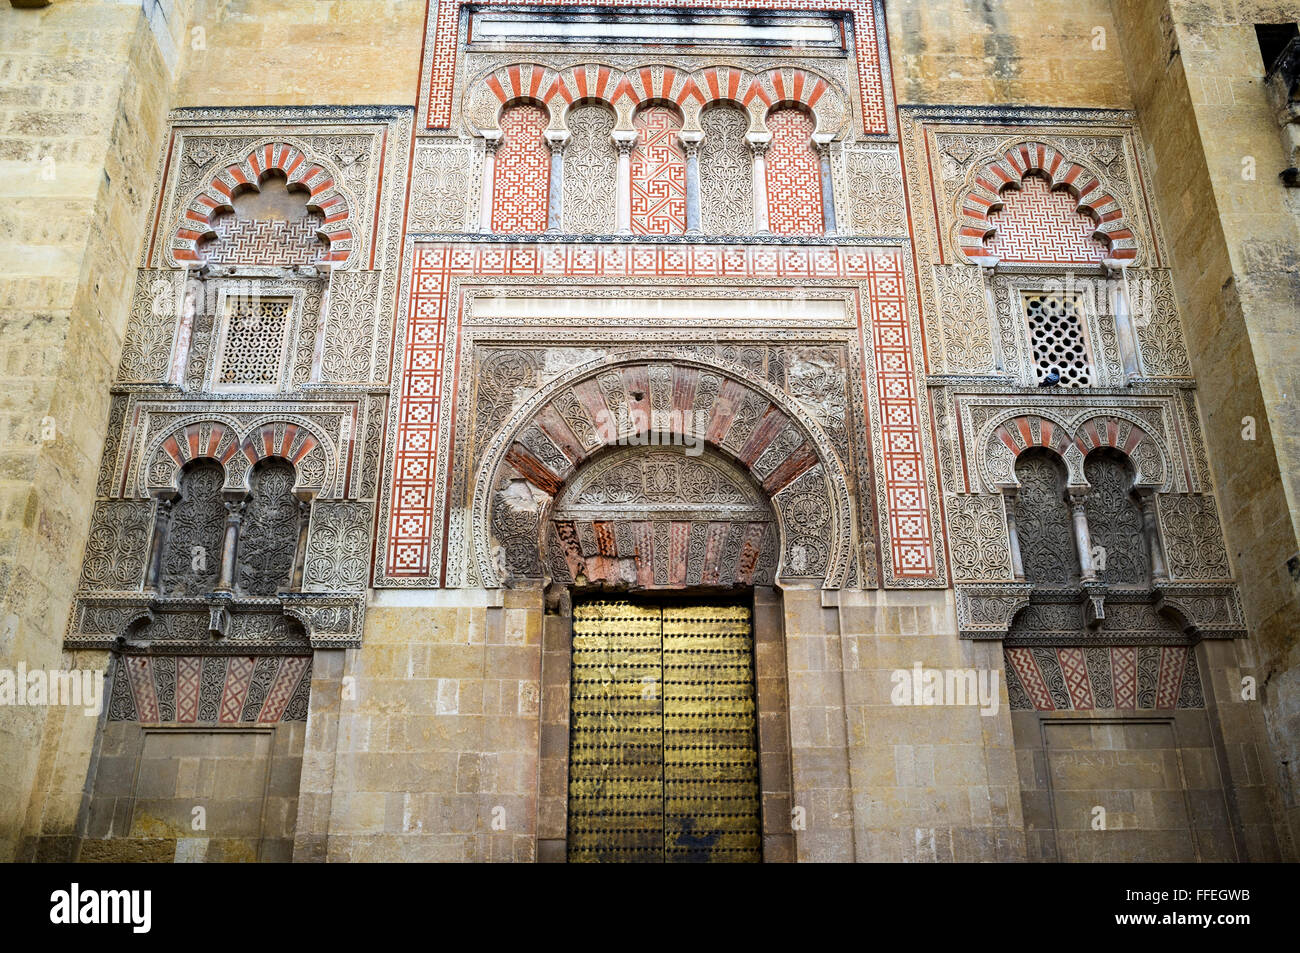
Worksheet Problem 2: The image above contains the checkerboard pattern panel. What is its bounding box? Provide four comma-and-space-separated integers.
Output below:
985, 175, 1108, 264
491, 103, 550, 233
385, 242, 935, 581
765, 108, 824, 236
423, 0, 889, 135
631, 106, 687, 236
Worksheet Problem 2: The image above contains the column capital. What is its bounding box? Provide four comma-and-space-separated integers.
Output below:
544, 130, 569, 154
612, 130, 638, 155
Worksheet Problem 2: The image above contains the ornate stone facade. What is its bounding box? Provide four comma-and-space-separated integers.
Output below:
14, 1, 1286, 866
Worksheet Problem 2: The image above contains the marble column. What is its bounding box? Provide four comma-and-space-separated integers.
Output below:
1107, 262, 1143, 381
614, 132, 637, 234
1068, 488, 1097, 581
751, 138, 771, 234
681, 133, 703, 234
999, 485, 1025, 580
545, 132, 566, 232
815, 140, 837, 235
215, 495, 247, 592
1139, 490, 1169, 582
478, 133, 500, 233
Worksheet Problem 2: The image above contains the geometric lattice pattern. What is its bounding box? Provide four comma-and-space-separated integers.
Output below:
985, 175, 1109, 264
203, 216, 326, 267
1024, 292, 1092, 387
217, 297, 292, 387
422, 0, 889, 134
765, 108, 823, 236
491, 103, 550, 233
114, 654, 312, 723
1005, 646, 1204, 711
631, 106, 686, 236
387, 242, 935, 581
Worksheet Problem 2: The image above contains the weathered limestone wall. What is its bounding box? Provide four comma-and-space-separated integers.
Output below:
174, 0, 426, 107
1110, 0, 1300, 851
0, 0, 192, 861
834, 590, 1025, 861
886, 0, 1133, 109
296, 591, 541, 862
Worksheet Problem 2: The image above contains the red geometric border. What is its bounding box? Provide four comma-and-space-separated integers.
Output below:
423, 0, 888, 134
385, 241, 936, 581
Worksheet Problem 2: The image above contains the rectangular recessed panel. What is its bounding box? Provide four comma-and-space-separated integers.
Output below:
662, 604, 761, 863
567, 600, 664, 863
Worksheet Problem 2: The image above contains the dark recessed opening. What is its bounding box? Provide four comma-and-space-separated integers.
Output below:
1255, 22, 1299, 73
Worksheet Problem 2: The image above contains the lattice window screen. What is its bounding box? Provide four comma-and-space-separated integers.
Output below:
216, 297, 292, 389
1023, 293, 1093, 387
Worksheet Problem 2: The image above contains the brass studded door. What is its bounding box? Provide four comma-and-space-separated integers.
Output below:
567, 599, 762, 863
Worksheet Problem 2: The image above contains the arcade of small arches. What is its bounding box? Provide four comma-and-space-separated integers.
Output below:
479, 86, 838, 236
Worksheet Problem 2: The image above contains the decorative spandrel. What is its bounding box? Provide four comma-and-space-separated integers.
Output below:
567, 599, 761, 863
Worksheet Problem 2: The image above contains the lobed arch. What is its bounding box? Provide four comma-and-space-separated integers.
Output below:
472, 353, 854, 590
170, 139, 358, 268
465, 60, 848, 141
956, 140, 1139, 264
141, 418, 338, 500
980, 411, 1168, 492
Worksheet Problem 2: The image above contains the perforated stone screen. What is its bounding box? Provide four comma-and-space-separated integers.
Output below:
1023, 292, 1092, 388
217, 297, 292, 389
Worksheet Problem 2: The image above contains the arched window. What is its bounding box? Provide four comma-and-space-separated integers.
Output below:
196, 171, 327, 267
765, 106, 823, 235
1013, 451, 1078, 586
491, 102, 550, 233
236, 459, 301, 596
631, 104, 686, 235
985, 174, 1108, 264
1083, 450, 1149, 586
699, 104, 753, 235
160, 461, 226, 596
562, 102, 618, 233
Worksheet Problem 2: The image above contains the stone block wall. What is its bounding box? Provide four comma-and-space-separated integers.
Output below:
0, 0, 187, 861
